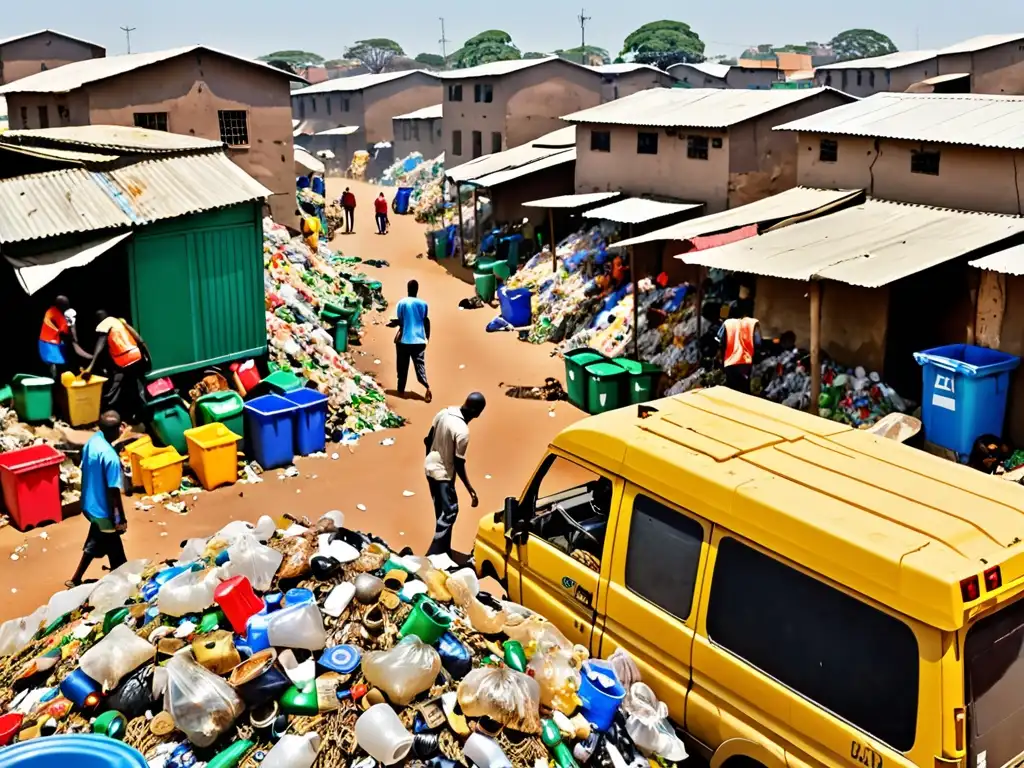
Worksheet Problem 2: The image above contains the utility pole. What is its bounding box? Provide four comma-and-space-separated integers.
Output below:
439, 18, 451, 70
577, 8, 591, 63
120, 25, 136, 54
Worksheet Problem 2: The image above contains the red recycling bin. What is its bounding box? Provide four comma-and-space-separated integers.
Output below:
215, 575, 265, 635
0, 445, 65, 531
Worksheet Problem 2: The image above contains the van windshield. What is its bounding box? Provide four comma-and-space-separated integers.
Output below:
965, 596, 1024, 768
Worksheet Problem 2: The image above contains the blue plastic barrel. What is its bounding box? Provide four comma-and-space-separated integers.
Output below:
499, 287, 532, 327
282, 388, 329, 456
913, 344, 1020, 457
394, 187, 413, 214
243, 394, 296, 469
0, 735, 147, 768
445, 224, 458, 256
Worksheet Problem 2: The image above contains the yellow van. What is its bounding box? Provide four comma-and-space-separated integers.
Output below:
474, 386, 1024, 768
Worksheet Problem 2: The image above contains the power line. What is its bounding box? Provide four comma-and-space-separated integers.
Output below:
120, 25, 136, 54
438, 18, 451, 69
578, 7, 591, 61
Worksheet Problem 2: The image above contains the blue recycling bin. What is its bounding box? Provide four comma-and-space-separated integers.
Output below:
393, 187, 413, 214
499, 287, 532, 327
913, 344, 1020, 457
445, 224, 458, 256
283, 387, 329, 456
243, 394, 296, 469
0, 735, 147, 768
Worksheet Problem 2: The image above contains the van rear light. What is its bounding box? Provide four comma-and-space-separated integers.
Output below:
954, 707, 965, 752
960, 576, 981, 602
984, 566, 1002, 591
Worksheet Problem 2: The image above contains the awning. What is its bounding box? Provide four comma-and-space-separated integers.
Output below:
679, 198, 1024, 288
294, 146, 325, 174
318, 126, 360, 136
583, 198, 702, 225
467, 149, 575, 188
522, 192, 620, 209
447, 127, 576, 184
970, 244, 1024, 275
905, 73, 970, 93
611, 187, 862, 249
6, 232, 132, 295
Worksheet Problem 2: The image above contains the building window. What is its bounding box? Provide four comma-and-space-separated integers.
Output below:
869, 71, 876, 87
637, 131, 658, 155
311, 97, 317, 114
402, 121, 410, 141
474, 83, 493, 103
819, 138, 838, 163
841, 71, 848, 90
591, 130, 611, 152
856, 70, 863, 86
471, 130, 483, 158
298, 99, 305, 118
19, 106, 27, 129
57, 105, 70, 126
825, 72, 832, 87
218, 110, 250, 146
37, 106, 49, 129
134, 112, 169, 131
40, 63, 48, 71
326, 97, 332, 115
687, 135, 709, 160
413, 122, 420, 141
448, 84, 463, 102
342, 98, 350, 112
452, 130, 462, 156
491, 132, 502, 153
911, 149, 941, 176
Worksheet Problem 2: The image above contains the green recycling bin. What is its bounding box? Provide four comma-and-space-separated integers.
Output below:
474, 272, 496, 303
585, 361, 628, 415
333, 320, 349, 353
195, 391, 246, 441
147, 394, 191, 454
11, 374, 54, 423
563, 349, 607, 410
474, 258, 497, 275
615, 359, 663, 404
492, 261, 511, 284
263, 370, 304, 394
433, 230, 448, 260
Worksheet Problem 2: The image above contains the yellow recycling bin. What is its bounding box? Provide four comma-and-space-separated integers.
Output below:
184, 423, 241, 491
124, 435, 156, 490
60, 372, 107, 427
138, 447, 185, 496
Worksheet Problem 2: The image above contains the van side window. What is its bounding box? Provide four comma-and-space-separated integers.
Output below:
525, 456, 612, 571
625, 495, 703, 620
707, 537, 919, 751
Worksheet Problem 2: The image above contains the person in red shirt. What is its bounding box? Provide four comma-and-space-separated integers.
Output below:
374, 193, 389, 235
340, 187, 356, 234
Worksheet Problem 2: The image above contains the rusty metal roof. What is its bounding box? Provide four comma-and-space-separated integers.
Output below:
0, 151, 271, 244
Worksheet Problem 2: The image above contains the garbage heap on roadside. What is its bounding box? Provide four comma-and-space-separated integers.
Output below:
263, 219, 403, 439
0, 511, 687, 768
374, 152, 445, 190
348, 151, 370, 181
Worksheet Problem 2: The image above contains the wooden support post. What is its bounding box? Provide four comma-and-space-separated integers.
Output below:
696, 267, 704, 342
473, 187, 480, 255
809, 280, 822, 415
549, 208, 557, 273
631, 246, 640, 361
456, 183, 466, 267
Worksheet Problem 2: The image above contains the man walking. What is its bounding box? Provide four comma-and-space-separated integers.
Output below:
374, 193, 389, 235
341, 187, 356, 234
423, 393, 486, 556
67, 411, 128, 586
395, 280, 431, 403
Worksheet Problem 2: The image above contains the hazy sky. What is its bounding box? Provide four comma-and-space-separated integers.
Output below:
5, 0, 1023, 61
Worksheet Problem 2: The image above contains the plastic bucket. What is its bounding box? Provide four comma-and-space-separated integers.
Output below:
60, 373, 107, 427
138, 448, 185, 496
282, 388, 329, 456
585, 361, 628, 414
244, 395, 296, 470
0, 734, 148, 768
563, 349, 607, 410
394, 187, 413, 214
398, 596, 452, 644
474, 272, 496, 303
195, 391, 245, 440
498, 287, 532, 327
578, 660, 625, 731
0, 444, 64, 530
146, 395, 190, 455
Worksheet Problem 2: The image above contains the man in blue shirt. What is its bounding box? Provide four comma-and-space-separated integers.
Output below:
67, 411, 128, 586
394, 280, 432, 403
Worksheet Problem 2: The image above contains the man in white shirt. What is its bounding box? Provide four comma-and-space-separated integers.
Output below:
423, 392, 486, 556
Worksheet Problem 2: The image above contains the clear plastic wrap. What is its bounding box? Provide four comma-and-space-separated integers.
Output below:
503, 614, 571, 657
457, 666, 542, 734
224, 534, 284, 591
526, 648, 582, 715
622, 683, 688, 761
79, 624, 156, 691
362, 635, 441, 705
90, 559, 150, 614
0, 606, 46, 657
44, 581, 96, 624
163, 650, 244, 747
448, 579, 507, 634
158, 567, 225, 617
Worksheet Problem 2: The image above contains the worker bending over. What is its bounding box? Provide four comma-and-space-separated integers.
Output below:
85, 311, 150, 423
718, 317, 761, 395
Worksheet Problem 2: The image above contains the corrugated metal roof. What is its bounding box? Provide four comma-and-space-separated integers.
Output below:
292, 70, 434, 95
774, 92, 1024, 149
0, 151, 271, 244
1, 125, 223, 153
393, 104, 443, 120
970, 244, 1024, 275
583, 198, 702, 224
589, 63, 666, 76
469, 149, 575, 187
817, 50, 938, 71
316, 126, 360, 136
668, 62, 730, 80
446, 127, 575, 183
940, 34, 1024, 55
562, 87, 847, 128
0, 29, 104, 50
905, 72, 972, 93
436, 58, 562, 80
522, 191, 620, 209
294, 146, 324, 174
613, 187, 864, 249
0, 143, 117, 165
679, 198, 1024, 288
0, 45, 304, 95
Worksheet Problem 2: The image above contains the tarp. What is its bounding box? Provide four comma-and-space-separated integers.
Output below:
6, 232, 132, 295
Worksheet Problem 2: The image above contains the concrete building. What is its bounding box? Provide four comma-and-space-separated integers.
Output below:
814, 50, 939, 97
440, 57, 607, 162
588, 63, 675, 100
0, 46, 304, 226
392, 103, 443, 160
668, 62, 784, 90
563, 87, 854, 213
0, 30, 104, 86
936, 34, 1024, 94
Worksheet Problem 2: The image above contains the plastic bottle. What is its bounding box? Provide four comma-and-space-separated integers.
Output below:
262, 732, 322, 768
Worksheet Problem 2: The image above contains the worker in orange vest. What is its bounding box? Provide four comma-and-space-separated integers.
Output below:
84, 311, 150, 423
38, 295, 76, 379
717, 317, 761, 395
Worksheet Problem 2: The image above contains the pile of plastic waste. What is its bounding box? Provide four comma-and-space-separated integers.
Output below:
0, 512, 686, 768
348, 151, 370, 181
296, 188, 324, 210
372, 152, 424, 186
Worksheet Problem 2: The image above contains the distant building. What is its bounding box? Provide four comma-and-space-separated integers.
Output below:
588, 63, 675, 100
0, 30, 104, 86
935, 34, 1024, 94
738, 52, 813, 74
814, 51, 939, 97
668, 62, 784, 90
0, 45, 304, 226
392, 104, 443, 161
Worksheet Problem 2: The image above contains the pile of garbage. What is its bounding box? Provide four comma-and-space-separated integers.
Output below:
372, 152, 424, 186
0, 512, 687, 768
348, 151, 370, 181
263, 219, 402, 439
296, 188, 324, 211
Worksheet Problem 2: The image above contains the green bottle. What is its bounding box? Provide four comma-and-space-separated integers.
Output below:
502, 640, 527, 673
206, 739, 254, 768
541, 719, 579, 768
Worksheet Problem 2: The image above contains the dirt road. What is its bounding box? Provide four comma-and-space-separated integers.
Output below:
0, 179, 581, 619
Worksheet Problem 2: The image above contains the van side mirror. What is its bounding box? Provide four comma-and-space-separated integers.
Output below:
502, 496, 519, 533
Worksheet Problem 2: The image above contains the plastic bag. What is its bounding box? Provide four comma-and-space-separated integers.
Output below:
79, 624, 156, 691
90, 559, 150, 614
159, 567, 225, 617
164, 650, 244, 747
362, 635, 441, 705
177, 538, 209, 564
504, 614, 571, 656
448, 579, 507, 634
0, 606, 46, 657
457, 666, 541, 734
527, 648, 582, 714
44, 581, 95, 624
217, 516, 276, 544
608, 648, 642, 692
224, 534, 283, 591
267, 602, 327, 651
623, 683, 687, 761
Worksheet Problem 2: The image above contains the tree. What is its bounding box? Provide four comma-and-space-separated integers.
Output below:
829, 29, 898, 62
414, 52, 445, 69
265, 59, 297, 75
258, 50, 324, 69
620, 21, 705, 68
344, 38, 405, 74
450, 30, 521, 68
523, 51, 549, 59
555, 45, 610, 65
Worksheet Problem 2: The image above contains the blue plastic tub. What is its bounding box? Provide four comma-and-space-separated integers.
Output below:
243, 394, 296, 469
914, 344, 1021, 458
499, 287, 533, 327
283, 388, 329, 456
393, 187, 413, 215
0, 735, 147, 768
578, 659, 626, 731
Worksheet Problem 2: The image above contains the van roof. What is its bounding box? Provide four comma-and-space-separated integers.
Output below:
553, 387, 1024, 630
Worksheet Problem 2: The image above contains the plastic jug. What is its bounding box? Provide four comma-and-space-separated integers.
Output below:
262, 733, 322, 768
214, 575, 264, 635
266, 602, 327, 650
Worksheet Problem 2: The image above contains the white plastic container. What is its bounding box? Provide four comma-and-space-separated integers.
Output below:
355, 703, 414, 765
266, 601, 327, 650
262, 732, 322, 768
323, 582, 356, 618
463, 734, 512, 768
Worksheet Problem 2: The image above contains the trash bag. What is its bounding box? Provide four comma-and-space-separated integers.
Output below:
224, 534, 283, 592
622, 683, 688, 761
79, 624, 156, 691
164, 650, 244, 747
457, 666, 542, 734
362, 635, 441, 706
0, 606, 46, 657
107, 663, 160, 720
44, 582, 95, 624
526, 648, 582, 714
158, 567, 225, 617
608, 648, 642, 692
90, 559, 150, 614
276, 535, 316, 580
503, 614, 571, 656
